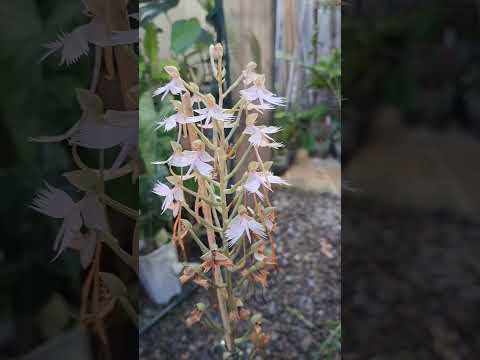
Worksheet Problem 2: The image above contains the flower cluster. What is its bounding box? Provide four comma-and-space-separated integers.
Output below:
31, 0, 139, 353
152, 43, 288, 357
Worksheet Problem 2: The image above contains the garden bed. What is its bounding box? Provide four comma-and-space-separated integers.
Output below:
139, 188, 341, 359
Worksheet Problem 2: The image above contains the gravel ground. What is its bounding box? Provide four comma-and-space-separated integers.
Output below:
343, 196, 480, 359
139, 189, 341, 360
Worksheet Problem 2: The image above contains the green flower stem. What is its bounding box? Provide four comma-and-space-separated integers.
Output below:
225, 105, 245, 143
100, 194, 138, 219
179, 183, 221, 207
191, 123, 216, 151
102, 232, 137, 274
226, 144, 253, 181
188, 229, 209, 253
223, 74, 243, 98
182, 203, 223, 233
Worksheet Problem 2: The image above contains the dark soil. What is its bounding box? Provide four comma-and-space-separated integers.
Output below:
139, 189, 341, 360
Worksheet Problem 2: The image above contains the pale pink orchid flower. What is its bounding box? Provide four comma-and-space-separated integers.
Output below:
155, 112, 201, 132
152, 182, 184, 216
243, 125, 283, 149
152, 78, 187, 100
173, 150, 215, 177
39, 19, 139, 66
152, 67, 187, 100
226, 212, 266, 246
154, 140, 214, 177
70, 117, 138, 170
239, 75, 286, 109
188, 94, 234, 128
245, 171, 289, 199
31, 184, 108, 261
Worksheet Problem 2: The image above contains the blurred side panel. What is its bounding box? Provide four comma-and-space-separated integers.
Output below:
343, 0, 480, 358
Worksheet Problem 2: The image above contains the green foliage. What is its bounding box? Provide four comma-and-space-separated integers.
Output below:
138, 0, 217, 242
311, 48, 341, 90
143, 22, 161, 79
139, 0, 179, 25
273, 46, 341, 155
312, 321, 341, 359
249, 33, 262, 73
171, 18, 214, 54
274, 105, 329, 152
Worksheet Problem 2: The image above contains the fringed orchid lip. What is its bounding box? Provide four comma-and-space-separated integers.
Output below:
152, 181, 184, 215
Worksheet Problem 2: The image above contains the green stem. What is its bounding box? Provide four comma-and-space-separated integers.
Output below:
226, 144, 253, 180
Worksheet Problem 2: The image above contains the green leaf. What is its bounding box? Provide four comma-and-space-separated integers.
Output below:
195, 29, 215, 49
143, 22, 160, 79
249, 33, 262, 73
171, 18, 203, 54
140, 0, 179, 24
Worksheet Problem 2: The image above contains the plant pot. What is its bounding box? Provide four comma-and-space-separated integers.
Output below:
139, 242, 182, 305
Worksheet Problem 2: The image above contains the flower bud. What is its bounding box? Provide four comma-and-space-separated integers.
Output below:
210, 43, 224, 59
205, 93, 216, 108
192, 139, 204, 151
180, 219, 193, 230
238, 205, 247, 215
164, 65, 180, 78
189, 82, 199, 93
250, 313, 263, 325
246, 113, 258, 126
246, 61, 257, 71
254, 74, 266, 87
248, 161, 259, 172
170, 141, 183, 153
195, 302, 206, 312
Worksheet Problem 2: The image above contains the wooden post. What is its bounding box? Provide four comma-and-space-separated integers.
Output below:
223, 0, 276, 180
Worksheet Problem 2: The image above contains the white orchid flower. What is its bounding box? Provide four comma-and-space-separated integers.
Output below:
70, 117, 138, 170
154, 140, 215, 177
39, 19, 138, 66
226, 207, 266, 246
239, 75, 286, 109
152, 182, 184, 216
245, 171, 289, 199
31, 183, 82, 259
188, 94, 234, 128
243, 125, 283, 149
177, 150, 215, 177
152, 66, 187, 100
31, 184, 108, 261
152, 142, 193, 171
155, 112, 201, 132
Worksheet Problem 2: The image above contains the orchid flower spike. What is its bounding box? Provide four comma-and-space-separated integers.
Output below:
240, 74, 286, 109
189, 94, 234, 128
243, 114, 283, 148
153, 66, 187, 100
152, 181, 184, 216
226, 205, 266, 246
244, 162, 289, 199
